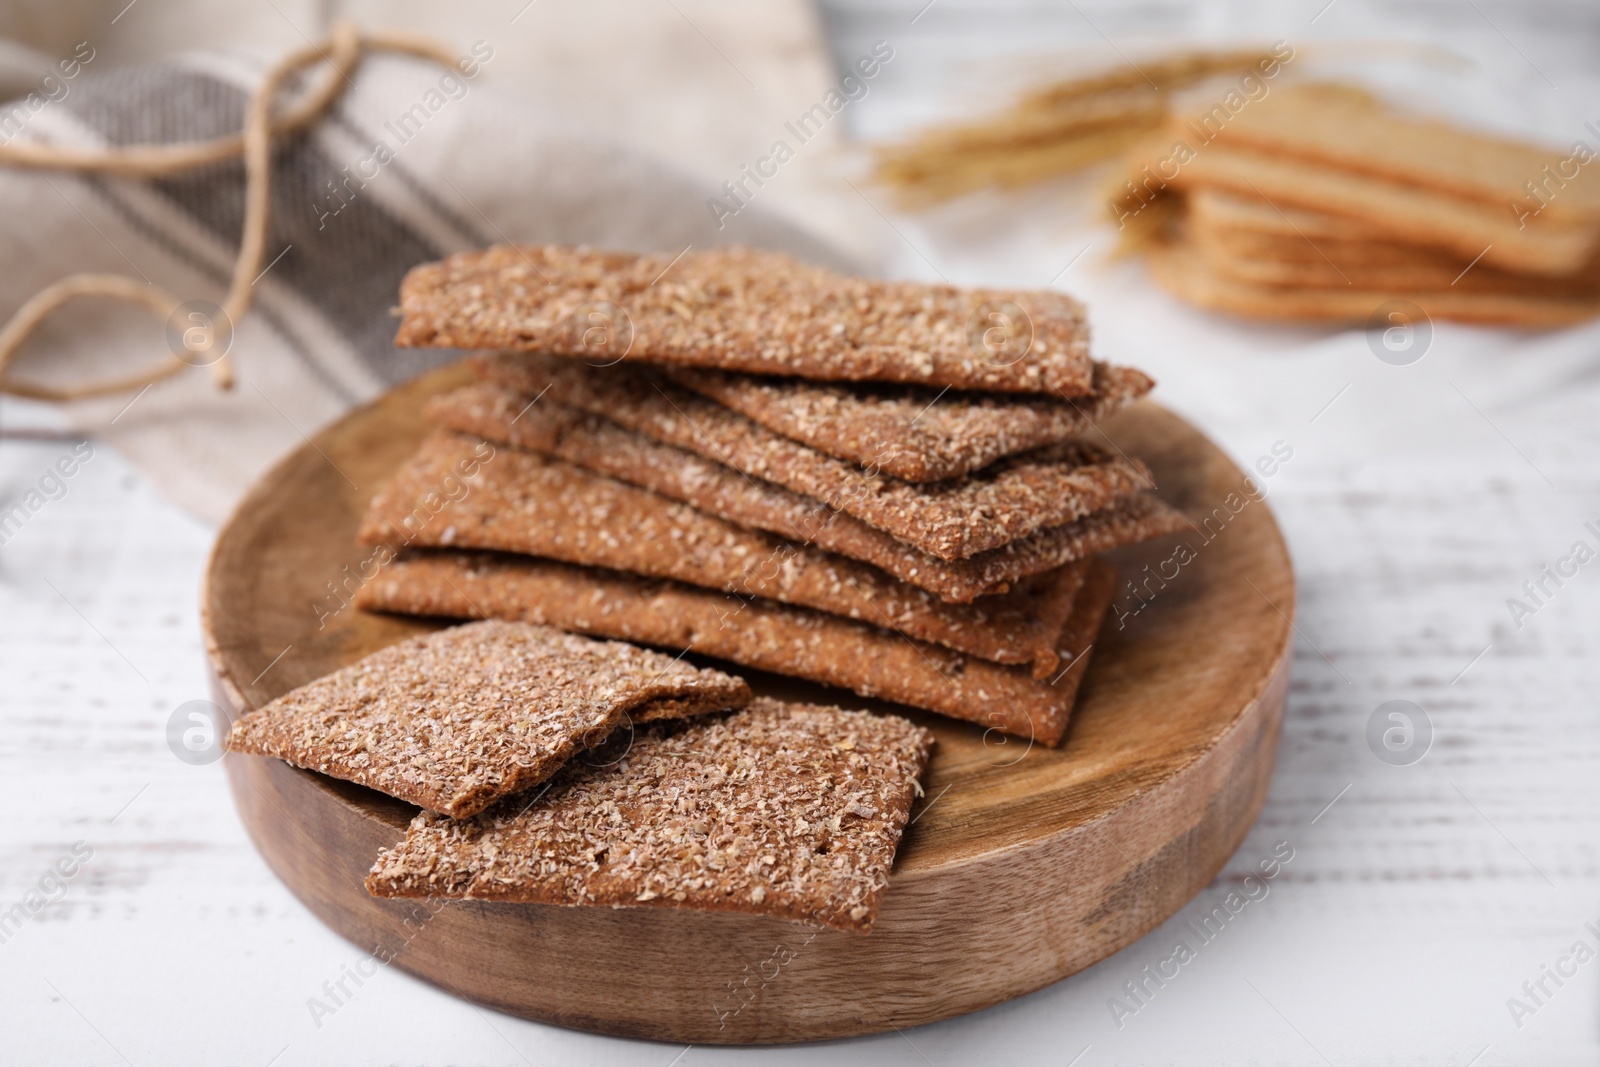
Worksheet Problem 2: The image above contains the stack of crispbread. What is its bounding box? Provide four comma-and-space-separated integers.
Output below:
354, 244, 1189, 747
1117, 84, 1600, 326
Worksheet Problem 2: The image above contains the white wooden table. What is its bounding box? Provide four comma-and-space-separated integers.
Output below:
4, 1, 1600, 1063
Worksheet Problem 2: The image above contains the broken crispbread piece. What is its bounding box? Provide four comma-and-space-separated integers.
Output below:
471, 354, 1152, 561
360, 429, 1083, 675
426, 382, 1184, 603
660, 361, 1154, 483
394, 245, 1094, 396
365, 697, 935, 933
355, 550, 1118, 745
224, 620, 750, 819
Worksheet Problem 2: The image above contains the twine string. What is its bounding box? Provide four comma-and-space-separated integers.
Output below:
0, 22, 464, 404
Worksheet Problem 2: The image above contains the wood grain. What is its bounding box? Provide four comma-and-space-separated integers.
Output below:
201, 362, 1293, 1043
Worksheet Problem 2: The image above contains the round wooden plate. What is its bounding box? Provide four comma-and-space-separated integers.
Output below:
202, 363, 1293, 1045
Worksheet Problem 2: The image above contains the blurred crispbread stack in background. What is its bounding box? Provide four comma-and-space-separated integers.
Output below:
874, 46, 1600, 329
1114, 84, 1600, 327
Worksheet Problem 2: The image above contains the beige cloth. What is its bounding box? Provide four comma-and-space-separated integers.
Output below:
0, 1, 872, 522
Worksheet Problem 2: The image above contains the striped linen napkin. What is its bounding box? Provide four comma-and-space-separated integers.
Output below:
0, 46, 852, 521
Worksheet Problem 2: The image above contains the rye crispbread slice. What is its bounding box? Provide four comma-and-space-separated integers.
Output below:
224, 620, 750, 819
471, 354, 1151, 561
1155, 138, 1599, 276
354, 550, 1118, 746
1193, 212, 1470, 271
1147, 238, 1600, 327
1191, 83, 1600, 226
394, 244, 1095, 396
360, 430, 1085, 675
1187, 189, 1600, 297
1189, 228, 1600, 299
425, 381, 1189, 602
365, 698, 934, 933
659, 361, 1154, 483
1187, 187, 1397, 244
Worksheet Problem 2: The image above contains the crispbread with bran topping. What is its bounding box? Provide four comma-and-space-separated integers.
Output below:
359, 430, 1082, 675
394, 244, 1094, 396
661, 361, 1154, 483
224, 621, 750, 819
471, 354, 1151, 561
365, 698, 935, 933
354, 550, 1118, 745
426, 381, 1188, 602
